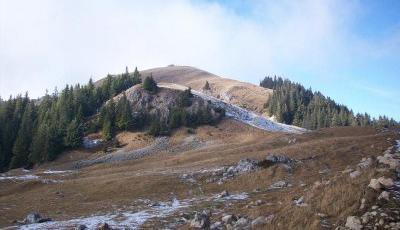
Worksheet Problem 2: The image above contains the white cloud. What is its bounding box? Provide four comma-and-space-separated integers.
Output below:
0, 0, 398, 99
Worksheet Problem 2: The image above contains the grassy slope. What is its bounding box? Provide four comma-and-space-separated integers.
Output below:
0, 118, 397, 229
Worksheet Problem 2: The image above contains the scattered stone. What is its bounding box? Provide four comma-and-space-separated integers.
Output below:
293, 196, 307, 206
317, 213, 328, 218
269, 180, 289, 189
190, 210, 211, 229
345, 216, 363, 230
378, 191, 390, 201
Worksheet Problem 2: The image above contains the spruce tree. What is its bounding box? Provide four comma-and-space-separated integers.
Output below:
143, 75, 158, 93
64, 118, 83, 148
116, 93, 133, 130
10, 102, 35, 169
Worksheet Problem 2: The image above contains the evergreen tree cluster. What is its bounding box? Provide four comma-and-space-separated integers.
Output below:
148, 88, 224, 136
0, 67, 142, 171
261, 76, 398, 129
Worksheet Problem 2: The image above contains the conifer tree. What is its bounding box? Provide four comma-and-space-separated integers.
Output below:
64, 118, 83, 148
116, 93, 133, 130
10, 102, 35, 169
143, 75, 158, 93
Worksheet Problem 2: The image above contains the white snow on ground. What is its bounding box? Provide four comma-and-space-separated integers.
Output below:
159, 83, 306, 134
12, 192, 249, 230
17, 198, 186, 230
396, 140, 400, 152
42, 170, 74, 175
0, 174, 39, 181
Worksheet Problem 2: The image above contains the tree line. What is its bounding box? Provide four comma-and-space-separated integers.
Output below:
0, 67, 141, 171
260, 76, 398, 129
0, 69, 224, 172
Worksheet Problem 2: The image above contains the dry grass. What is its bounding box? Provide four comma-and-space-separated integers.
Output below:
0, 120, 397, 229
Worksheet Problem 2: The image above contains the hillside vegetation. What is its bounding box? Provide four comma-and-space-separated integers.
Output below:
0, 67, 224, 172
260, 76, 398, 129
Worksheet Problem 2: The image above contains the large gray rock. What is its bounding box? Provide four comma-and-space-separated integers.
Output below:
377, 177, 394, 188
190, 211, 211, 229
368, 179, 382, 191
221, 214, 236, 224
345, 216, 363, 230
235, 217, 250, 227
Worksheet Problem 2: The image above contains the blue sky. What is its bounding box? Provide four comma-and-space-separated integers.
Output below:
0, 0, 399, 120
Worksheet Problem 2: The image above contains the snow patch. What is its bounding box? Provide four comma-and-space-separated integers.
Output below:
42, 170, 74, 175
0, 174, 39, 181
18, 198, 188, 230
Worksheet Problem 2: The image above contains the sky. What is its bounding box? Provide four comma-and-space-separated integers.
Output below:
0, 0, 399, 120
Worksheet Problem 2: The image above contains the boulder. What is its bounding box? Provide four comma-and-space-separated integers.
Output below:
235, 217, 250, 227
345, 216, 363, 230
221, 214, 236, 224
377, 177, 394, 188
378, 191, 390, 201
190, 211, 211, 229
368, 179, 382, 191
377, 155, 400, 169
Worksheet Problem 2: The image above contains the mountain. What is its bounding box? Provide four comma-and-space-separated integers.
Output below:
140, 65, 273, 113
0, 66, 399, 230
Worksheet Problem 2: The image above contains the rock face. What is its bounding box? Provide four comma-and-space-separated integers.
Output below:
120, 85, 224, 123
345, 216, 363, 230
190, 211, 211, 229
